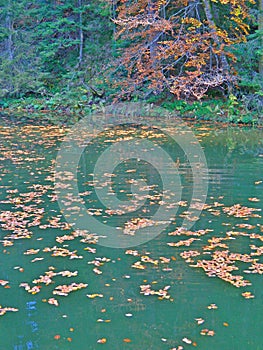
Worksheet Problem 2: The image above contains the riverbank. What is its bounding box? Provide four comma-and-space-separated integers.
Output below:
1, 94, 262, 126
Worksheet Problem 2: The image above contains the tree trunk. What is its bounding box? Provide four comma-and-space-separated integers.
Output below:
148, 0, 159, 68
6, 6, 14, 61
202, 0, 229, 74
78, 0, 84, 65
259, 0, 263, 77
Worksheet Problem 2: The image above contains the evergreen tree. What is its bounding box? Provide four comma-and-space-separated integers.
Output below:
0, 0, 43, 97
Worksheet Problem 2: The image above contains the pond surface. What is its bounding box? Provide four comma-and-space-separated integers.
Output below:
0, 116, 262, 350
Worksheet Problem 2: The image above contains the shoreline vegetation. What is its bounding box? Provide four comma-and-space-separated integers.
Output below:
1, 96, 262, 127
1, 0, 263, 125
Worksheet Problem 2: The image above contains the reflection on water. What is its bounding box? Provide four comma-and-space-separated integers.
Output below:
0, 119, 262, 350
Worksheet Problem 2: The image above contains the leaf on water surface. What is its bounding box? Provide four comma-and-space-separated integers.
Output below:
241, 291, 255, 299
182, 337, 192, 344
24, 249, 40, 255
47, 298, 59, 306
125, 249, 139, 256
248, 197, 260, 202
200, 329, 215, 336
97, 338, 107, 344
0, 280, 9, 286
87, 294, 103, 299
31, 257, 44, 263
132, 261, 146, 270
195, 318, 205, 325
123, 338, 132, 343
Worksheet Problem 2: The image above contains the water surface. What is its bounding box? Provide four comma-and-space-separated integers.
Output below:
0, 118, 262, 350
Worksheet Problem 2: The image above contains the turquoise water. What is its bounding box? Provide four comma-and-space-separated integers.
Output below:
0, 118, 262, 350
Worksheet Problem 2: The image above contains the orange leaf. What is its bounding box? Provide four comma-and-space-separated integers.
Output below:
123, 338, 132, 343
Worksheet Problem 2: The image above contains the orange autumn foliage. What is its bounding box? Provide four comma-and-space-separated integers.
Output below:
113, 0, 254, 99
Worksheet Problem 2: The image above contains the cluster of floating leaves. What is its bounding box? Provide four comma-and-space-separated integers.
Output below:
222, 204, 261, 218
126, 249, 174, 271
167, 201, 263, 300
52, 282, 88, 297
123, 218, 156, 235
0, 306, 18, 316
140, 284, 171, 299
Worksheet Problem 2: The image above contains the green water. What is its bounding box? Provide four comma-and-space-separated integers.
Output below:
0, 118, 262, 350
